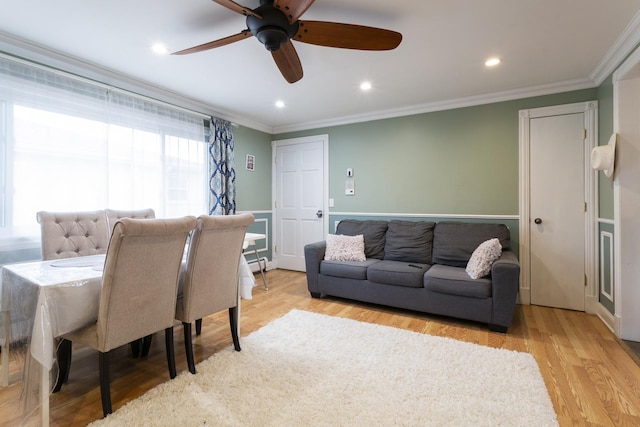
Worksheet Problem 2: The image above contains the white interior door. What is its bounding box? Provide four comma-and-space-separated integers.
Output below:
273, 135, 327, 271
529, 113, 586, 311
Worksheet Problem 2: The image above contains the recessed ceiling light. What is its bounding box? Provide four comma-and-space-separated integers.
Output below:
360, 81, 372, 91
275, 100, 285, 108
151, 43, 169, 55
485, 57, 501, 67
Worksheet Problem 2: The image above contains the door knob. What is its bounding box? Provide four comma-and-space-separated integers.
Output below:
316, 210, 323, 218
534, 218, 542, 224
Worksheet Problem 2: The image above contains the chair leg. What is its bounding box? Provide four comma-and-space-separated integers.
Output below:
229, 307, 241, 352
165, 327, 177, 379
141, 334, 153, 357
53, 338, 72, 392
183, 322, 196, 374
130, 338, 142, 358
195, 318, 202, 336
98, 351, 112, 417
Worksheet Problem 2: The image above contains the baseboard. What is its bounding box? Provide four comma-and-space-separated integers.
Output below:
247, 257, 270, 273
596, 302, 616, 334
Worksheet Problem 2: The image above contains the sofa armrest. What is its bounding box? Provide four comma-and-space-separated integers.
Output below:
304, 241, 326, 293
490, 251, 520, 330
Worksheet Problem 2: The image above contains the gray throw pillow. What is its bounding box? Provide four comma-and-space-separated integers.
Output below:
383, 220, 435, 264
336, 220, 388, 259
432, 222, 511, 267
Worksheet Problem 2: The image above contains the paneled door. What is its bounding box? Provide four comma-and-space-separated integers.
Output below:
273, 135, 328, 271
529, 112, 586, 311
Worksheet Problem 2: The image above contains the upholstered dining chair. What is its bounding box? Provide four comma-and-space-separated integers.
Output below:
105, 208, 155, 237
53, 216, 197, 417
105, 208, 157, 357
175, 213, 254, 374
36, 210, 110, 260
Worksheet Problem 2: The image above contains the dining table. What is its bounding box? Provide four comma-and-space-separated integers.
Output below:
0, 238, 257, 426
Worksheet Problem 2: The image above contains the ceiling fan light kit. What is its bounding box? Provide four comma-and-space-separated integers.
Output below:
173, 0, 402, 83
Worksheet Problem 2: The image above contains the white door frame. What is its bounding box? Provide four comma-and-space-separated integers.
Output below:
518, 101, 598, 312
612, 45, 640, 340
271, 134, 329, 270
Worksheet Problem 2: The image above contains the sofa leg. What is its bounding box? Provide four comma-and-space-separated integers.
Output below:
310, 291, 322, 298
488, 324, 508, 333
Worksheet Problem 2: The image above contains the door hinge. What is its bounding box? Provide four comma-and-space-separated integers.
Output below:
274, 200, 278, 208
583, 129, 587, 139
275, 244, 277, 254
584, 202, 587, 212
584, 274, 587, 287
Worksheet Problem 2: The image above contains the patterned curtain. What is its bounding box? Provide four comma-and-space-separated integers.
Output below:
208, 117, 236, 215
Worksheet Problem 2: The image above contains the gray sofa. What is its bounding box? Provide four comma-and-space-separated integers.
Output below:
304, 220, 520, 332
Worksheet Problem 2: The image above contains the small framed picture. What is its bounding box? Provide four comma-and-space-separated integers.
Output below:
245, 154, 255, 171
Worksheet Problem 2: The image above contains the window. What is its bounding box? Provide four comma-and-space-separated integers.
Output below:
0, 55, 208, 248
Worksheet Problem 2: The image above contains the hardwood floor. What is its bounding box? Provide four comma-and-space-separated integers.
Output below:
1, 269, 639, 426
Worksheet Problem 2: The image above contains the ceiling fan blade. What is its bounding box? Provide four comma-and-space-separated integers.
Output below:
272, 40, 303, 83
172, 30, 252, 55
212, 0, 261, 18
273, 0, 315, 23
294, 21, 402, 50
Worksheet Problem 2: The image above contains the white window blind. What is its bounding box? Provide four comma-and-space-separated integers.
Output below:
0, 54, 208, 248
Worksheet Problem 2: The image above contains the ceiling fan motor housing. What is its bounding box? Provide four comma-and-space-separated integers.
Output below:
247, 3, 299, 52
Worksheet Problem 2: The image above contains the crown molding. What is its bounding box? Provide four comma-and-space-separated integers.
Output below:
0, 30, 273, 134
272, 78, 595, 134
2, 16, 638, 138
590, 10, 640, 85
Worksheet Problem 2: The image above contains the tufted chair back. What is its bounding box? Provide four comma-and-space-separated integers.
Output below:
36, 210, 110, 260
105, 208, 156, 237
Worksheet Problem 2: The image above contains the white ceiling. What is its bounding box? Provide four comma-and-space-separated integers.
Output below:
1, 0, 640, 133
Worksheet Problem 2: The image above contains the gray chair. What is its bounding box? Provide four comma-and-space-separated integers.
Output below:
36, 210, 109, 260
105, 208, 156, 237
53, 216, 197, 417
175, 213, 254, 374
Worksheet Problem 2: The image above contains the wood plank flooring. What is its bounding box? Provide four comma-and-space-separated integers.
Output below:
1, 269, 639, 426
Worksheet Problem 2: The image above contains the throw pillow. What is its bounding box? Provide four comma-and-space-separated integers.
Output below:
324, 234, 366, 262
336, 220, 388, 259
465, 238, 502, 279
383, 220, 435, 264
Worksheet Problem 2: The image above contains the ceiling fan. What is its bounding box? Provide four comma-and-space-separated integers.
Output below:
173, 0, 402, 83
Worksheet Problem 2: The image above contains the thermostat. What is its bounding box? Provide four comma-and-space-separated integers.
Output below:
345, 180, 355, 195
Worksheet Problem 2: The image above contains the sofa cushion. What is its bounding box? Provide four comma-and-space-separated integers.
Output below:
432, 222, 510, 267
321, 259, 381, 280
424, 265, 492, 298
336, 220, 388, 259
367, 260, 430, 288
324, 234, 366, 262
383, 220, 435, 264
466, 238, 502, 279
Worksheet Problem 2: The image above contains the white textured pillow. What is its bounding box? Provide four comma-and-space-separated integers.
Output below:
324, 234, 366, 262
466, 238, 502, 279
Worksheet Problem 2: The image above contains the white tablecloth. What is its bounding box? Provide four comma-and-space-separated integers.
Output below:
1, 255, 104, 370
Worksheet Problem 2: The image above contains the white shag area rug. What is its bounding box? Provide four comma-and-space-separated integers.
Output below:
90, 309, 558, 427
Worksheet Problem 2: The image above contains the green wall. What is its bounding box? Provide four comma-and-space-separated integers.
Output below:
233, 89, 602, 265
274, 89, 597, 216
233, 125, 273, 212
597, 75, 615, 219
